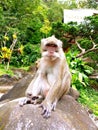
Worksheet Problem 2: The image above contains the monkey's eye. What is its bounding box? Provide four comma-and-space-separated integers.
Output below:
55, 50, 58, 52
43, 49, 47, 51
46, 43, 57, 47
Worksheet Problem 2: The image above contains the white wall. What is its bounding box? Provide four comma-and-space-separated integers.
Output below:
64, 9, 98, 24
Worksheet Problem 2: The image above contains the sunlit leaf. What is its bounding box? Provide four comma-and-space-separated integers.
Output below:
79, 72, 83, 82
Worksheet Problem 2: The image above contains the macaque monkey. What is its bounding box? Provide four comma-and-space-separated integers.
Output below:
19, 35, 71, 118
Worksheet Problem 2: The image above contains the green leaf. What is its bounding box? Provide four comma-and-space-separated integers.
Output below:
72, 84, 77, 90
79, 72, 83, 82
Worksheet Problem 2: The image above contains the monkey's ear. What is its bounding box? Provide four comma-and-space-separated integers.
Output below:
41, 38, 46, 44
51, 35, 55, 38
41, 38, 47, 47
57, 40, 63, 48
41, 38, 47, 50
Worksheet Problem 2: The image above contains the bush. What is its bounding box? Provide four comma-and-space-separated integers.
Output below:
66, 50, 94, 90
10, 43, 41, 67
66, 50, 98, 116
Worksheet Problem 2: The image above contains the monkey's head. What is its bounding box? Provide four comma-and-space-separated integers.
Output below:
41, 35, 63, 60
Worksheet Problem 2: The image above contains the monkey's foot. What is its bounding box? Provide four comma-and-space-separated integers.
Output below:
19, 96, 44, 106
31, 95, 44, 104
39, 99, 58, 118
19, 97, 31, 107
39, 101, 52, 118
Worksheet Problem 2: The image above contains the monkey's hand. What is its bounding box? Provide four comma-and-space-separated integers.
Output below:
39, 100, 52, 118
39, 99, 57, 118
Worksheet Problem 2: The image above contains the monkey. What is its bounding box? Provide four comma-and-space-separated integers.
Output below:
19, 35, 72, 118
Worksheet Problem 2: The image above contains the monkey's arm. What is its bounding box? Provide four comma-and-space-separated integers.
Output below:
39, 78, 62, 118
40, 60, 69, 118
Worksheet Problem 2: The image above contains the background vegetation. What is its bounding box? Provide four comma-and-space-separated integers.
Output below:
0, 0, 98, 116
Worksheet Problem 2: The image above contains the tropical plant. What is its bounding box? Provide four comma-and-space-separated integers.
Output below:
66, 50, 94, 90
0, 33, 17, 69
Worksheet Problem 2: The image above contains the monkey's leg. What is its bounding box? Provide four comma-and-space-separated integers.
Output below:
57, 72, 71, 100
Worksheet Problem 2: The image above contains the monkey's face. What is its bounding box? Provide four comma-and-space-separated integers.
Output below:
44, 42, 58, 56
41, 36, 62, 60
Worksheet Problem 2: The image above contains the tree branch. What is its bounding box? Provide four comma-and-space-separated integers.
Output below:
10, 38, 17, 51
76, 36, 98, 58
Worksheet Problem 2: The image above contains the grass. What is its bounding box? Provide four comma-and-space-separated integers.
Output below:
0, 64, 14, 76
78, 86, 98, 116
0, 64, 30, 76
19, 66, 30, 71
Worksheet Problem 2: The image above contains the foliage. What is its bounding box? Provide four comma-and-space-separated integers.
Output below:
43, 0, 63, 22
78, 86, 98, 116
0, 0, 45, 67
66, 50, 98, 116
76, 15, 98, 68
40, 19, 52, 37
50, 15, 98, 70
10, 43, 41, 67
66, 50, 94, 90
51, 22, 79, 50
0, 64, 14, 76
0, 33, 17, 70
0, 47, 12, 60
59, 0, 98, 9
22, 43, 41, 66
77, 38, 93, 50
0, 0, 98, 68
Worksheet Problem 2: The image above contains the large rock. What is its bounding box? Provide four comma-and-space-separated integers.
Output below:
0, 68, 27, 86
0, 96, 97, 130
0, 74, 33, 101
0, 74, 97, 129
0, 74, 15, 86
